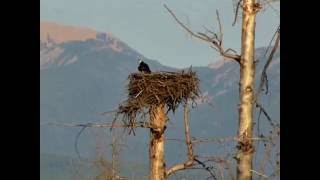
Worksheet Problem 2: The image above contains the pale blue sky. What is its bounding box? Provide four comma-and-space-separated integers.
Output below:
40, 0, 279, 68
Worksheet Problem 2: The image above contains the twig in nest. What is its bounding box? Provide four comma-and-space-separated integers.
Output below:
135, 89, 144, 98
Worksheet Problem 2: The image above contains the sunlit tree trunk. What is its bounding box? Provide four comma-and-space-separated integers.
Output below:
236, 0, 258, 180
149, 104, 167, 180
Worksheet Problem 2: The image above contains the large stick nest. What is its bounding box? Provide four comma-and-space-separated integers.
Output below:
114, 70, 200, 133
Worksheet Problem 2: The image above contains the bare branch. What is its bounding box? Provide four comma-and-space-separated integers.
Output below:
100, 109, 118, 116
254, 108, 263, 164
202, 25, 217, 38
166, 103, 219, 179
216, 10, 223, 46
257, 107, 262, 136
167, 136, 272, 145
165, 101, 270, 178
166, 103, 196, 176
199, 156, 230, 164
164, 4, 212, 43
225, 159, 236, 180
194, 158, 217, 180
166, 159, 195, 176
164, 4, 240, 62
210, 45, 220, 52
263, 27, 280, 82
261, 0, 280, 17
197, 155, 235, 180
184, 103, 193, 158
192, 136, 270, 144
166, 138, 187, 143
250, 169, 268, 178
217, 163, 225, 180
197, 32, 218, 43
224, 48, 239, 55
75, 125, 88, 160
253, 26, 280, 176
255, 103, 279, 130
259, 141, 272, 180
216, 47, 241, 61
255, 26, 280, 101
232, 0, 243, 26
42, 121, 154, 129
262, 25, 280, 58
266, 168, 280, 179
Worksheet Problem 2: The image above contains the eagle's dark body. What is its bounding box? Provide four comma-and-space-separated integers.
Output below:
138, 60, 151, 73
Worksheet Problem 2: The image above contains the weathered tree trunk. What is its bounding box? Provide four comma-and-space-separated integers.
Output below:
149, 104, 167, 180
236, 0, 258, 180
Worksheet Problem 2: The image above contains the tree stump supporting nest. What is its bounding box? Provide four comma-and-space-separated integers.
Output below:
149, 104, 167, 180
115, 70, 200, 180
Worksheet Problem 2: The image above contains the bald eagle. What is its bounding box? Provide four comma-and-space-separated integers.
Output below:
138, 58, 151, 73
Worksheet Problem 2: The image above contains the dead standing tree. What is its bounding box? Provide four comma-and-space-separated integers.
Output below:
115, 71, 201, 180
235, 1, 260, 180
164, 1, 274, 179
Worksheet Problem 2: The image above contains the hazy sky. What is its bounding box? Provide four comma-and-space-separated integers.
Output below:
40, 0, 279, 68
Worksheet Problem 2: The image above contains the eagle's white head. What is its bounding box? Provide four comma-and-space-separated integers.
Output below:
138, 57, 143, 63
